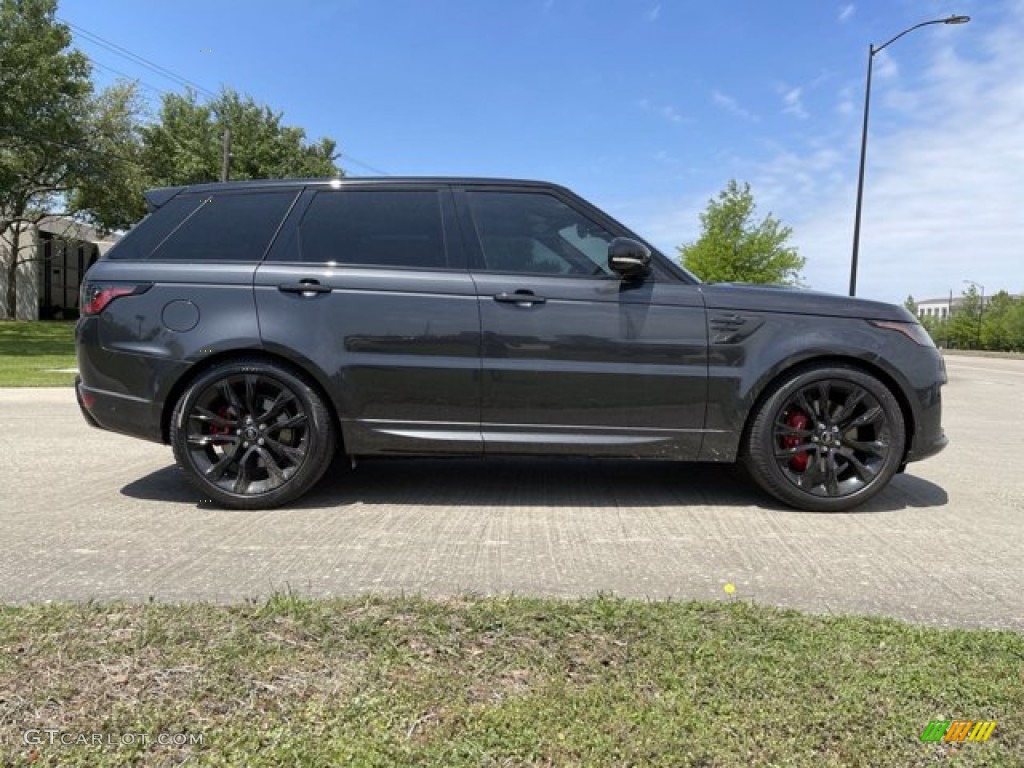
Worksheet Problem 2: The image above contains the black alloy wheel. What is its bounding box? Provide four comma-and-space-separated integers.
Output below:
744, 365, 906, 511
171, 359, 336, 509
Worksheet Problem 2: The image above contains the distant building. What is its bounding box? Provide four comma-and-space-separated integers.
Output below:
0, 217, 120, 320
915, 293, 1015, 321
916, 296, 959, 321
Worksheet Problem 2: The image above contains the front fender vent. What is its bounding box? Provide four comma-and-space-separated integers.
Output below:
709, 312, 764, 344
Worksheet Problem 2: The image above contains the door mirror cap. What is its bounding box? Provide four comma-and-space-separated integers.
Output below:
608, 237, 651, 278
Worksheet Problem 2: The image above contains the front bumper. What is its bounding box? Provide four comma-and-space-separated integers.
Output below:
903, 357, 947, 464
905, 429, 948, 463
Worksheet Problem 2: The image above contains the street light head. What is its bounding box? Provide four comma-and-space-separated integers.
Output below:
945, 14, 970, 24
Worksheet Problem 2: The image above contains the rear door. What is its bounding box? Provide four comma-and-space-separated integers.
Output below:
254, 184, 482, 455
456, 186, 708, 459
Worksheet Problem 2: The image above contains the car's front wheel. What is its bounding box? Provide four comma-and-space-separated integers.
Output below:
170, 359, 336, 509
744, 365, 906, 511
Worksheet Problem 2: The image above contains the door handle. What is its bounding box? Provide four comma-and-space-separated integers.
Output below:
493, 290, 546, 306
278, 280, 332, 295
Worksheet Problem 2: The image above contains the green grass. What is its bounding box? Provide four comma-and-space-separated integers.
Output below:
1, 595, 1020, 767
0, 320, 77, 386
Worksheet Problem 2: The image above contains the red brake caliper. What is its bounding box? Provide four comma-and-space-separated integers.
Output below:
782, 409, 810, 472
210, 406, 233, 437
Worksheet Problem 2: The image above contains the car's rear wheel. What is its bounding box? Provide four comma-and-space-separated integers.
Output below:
170, 359, 336, 509
744, 365, 905, 511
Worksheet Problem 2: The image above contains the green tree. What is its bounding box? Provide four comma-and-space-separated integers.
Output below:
0, 0, 91, 318
141, 88, 341, 188
1, 1, 345, 318
919, 289, 1024, 351
920, 314, 945, 347
0, 0, 143, 317
678, 180, 805, 285
947, 284, 983, 349
1004, 300, 1024, 352
70, 81, 149, 230
980, 291, 1023, 352
903, 295, 918, 315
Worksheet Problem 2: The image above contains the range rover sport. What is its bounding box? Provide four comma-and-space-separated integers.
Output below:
75, 178, 947, 511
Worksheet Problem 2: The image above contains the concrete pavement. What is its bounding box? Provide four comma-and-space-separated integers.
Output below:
0, 355, 1020, 630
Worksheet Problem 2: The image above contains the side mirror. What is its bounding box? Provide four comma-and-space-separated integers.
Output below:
608, 237, 651, 278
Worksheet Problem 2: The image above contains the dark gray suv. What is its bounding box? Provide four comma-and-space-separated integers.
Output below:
75, 178, 946, 511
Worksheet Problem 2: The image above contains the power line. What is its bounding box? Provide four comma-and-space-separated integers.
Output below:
59, 18, 218, 99
88, 59, 171, 97
341, 154, 390, 176
54, 19, 391, 177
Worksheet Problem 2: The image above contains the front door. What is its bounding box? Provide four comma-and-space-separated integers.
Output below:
457, 187, 708, 459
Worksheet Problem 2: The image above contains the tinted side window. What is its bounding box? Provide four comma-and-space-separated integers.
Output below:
106, 196, 203, 260
466, 191, 615, 276
149, 191, 296, 262
297, 190, 446, 269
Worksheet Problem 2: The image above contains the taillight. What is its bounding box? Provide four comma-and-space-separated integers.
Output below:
80, 282, 152, 316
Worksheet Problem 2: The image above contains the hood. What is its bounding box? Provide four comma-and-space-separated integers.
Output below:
699, 283, 916, 323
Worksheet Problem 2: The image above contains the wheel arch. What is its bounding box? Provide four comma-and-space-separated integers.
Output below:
738, 355, 916, 463
160, 348, 342, 447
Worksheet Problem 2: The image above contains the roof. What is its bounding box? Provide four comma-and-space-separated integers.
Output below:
144, 176, 573, 211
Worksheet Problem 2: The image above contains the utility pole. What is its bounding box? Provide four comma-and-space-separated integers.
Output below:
220, 127, 232, 182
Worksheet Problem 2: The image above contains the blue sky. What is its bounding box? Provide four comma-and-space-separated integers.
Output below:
59, 0, 1023, 303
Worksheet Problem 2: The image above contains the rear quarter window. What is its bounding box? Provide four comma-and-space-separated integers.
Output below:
108, 191, 297, 262
105, 196, 201, 260
151, 191, 297, 262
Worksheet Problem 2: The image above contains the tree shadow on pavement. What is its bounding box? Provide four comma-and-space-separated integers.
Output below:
120, 457, 947, 514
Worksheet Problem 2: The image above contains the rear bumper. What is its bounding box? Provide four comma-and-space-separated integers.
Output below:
75, 375, 164, 443
74, 376, 101, 429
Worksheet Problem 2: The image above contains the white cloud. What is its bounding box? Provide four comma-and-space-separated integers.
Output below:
609, 191, 707, 253
762, 8, 1024, 302
836, 85, 856, 116
839, 4, 856, 23
712, 89, 757, 121
661, 105, 684, 124
781, 86, 808, 119
638, 98, 689, 125
873, 50, 899, 80
647, 4, 661, 22
620, 3, 1023, 303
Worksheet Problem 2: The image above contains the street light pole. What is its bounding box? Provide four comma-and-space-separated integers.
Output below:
848, 14, 970, 297
849, 44, 875, 298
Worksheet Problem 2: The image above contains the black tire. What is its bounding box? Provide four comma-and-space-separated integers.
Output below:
743, 365, 905, 512
170, 358, 336, 509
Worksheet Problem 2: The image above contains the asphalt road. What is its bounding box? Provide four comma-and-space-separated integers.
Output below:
0, 355, 1020, 630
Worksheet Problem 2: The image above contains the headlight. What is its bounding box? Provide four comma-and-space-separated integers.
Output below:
868, 320, 936, 347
